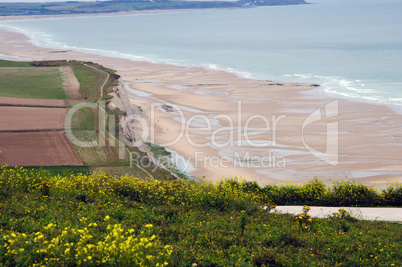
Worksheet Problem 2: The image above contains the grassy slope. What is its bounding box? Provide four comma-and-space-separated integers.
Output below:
0, 168, 401, 266
72, 64, 104, 101
0, 67, 66, 99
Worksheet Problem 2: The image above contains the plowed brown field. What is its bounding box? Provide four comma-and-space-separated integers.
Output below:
0, 106, 66, 131
0, 131, 83, 166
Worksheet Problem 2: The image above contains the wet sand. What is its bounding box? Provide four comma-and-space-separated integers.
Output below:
1, 25, 402, 185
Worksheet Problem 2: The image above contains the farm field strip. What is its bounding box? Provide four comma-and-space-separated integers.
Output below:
70, 130, 112, 165
0, 131, 83, 166
0, 63, 82, 167
0, 67, 66, 99
0, 60, 152, 175
0, 96, 67, 108
0, 106, 67, 131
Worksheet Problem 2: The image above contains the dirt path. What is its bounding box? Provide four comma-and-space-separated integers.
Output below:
59, 66, 82, 100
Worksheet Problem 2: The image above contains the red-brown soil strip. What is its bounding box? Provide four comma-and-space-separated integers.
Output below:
0, 131, 83, 166
0, 106, 66, 131
0, 96, 67, 108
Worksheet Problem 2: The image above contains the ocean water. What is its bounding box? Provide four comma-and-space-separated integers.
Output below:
1, 0, 402, 105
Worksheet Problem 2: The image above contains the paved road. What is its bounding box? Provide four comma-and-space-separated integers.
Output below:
274, 206, 402, 222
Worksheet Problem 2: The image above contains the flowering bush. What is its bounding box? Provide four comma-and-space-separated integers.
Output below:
2, 223, 171, 266
294, 206, 314, 231
261, 178, 401, 207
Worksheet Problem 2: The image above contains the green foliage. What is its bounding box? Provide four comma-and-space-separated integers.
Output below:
72, 65, 102, 100
328, 208, 358, 235
328, 179, 378, 206
68, 106, 95, 131
239, 212, 248, 236
68, 130, 113, 165
147, 142, 171, 157
262, 178, 402, 207
0, 167, 401, 266
379, 184, 402, 206
294, 205, 315, 232
2, 166, 90, 177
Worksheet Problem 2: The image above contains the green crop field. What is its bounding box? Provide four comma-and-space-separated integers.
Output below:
0, 67, 66, 99
68, 106, 96, 131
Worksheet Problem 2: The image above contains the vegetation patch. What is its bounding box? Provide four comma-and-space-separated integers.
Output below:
68, 130, 112, 166
13, 165, 90, 176
260, 178, 402, 207
71, 64, 103, 100
68, 106, 96, 131
0, 167, 401, 266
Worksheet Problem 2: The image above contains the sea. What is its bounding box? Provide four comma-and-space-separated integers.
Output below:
1, 0, 402, 106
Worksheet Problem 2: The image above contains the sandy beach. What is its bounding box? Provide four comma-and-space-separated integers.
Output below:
1, 22, 402, 186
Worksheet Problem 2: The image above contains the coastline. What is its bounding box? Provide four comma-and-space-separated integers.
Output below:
0, 8, 231, 23
1, 22, 402, 185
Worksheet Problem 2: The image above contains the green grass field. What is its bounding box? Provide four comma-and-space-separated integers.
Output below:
72, 64, 104, 100
68, 106, 96, 131
0, 67, 66, 99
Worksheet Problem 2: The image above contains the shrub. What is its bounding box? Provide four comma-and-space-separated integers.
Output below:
294, 206, 315, 231
298, 178, 328, 204
328, 179, 378, 206
379, 182, 402, 206
260, 178, 401, 207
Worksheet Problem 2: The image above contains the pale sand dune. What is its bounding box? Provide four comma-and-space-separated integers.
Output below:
1, 26, 402, 185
